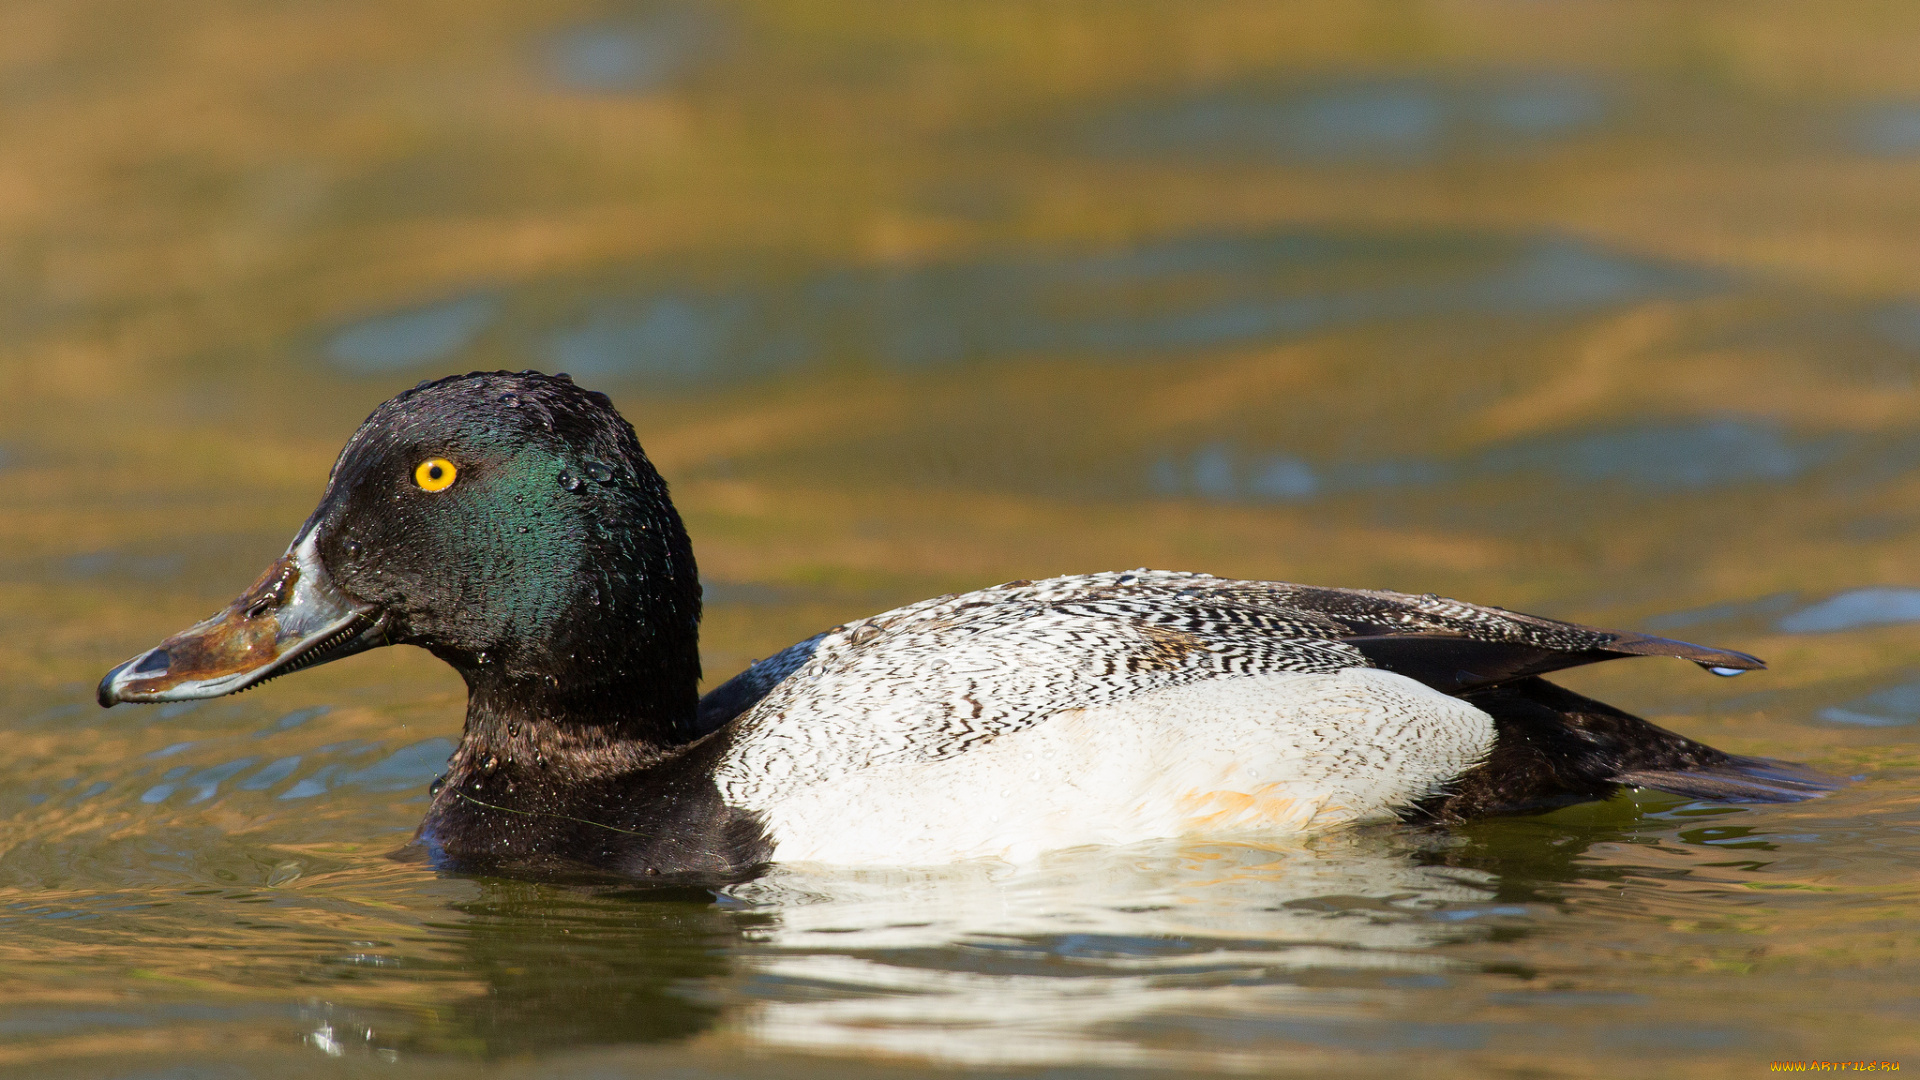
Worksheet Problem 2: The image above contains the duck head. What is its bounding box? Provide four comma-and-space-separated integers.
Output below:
98, 371, 704, 743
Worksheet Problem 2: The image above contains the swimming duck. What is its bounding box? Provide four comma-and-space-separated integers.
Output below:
98, 371, 1834, 878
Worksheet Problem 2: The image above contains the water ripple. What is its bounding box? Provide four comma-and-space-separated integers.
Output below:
1778, 588, 1920, 633
1151, 418, 1828, 502
1084, 75, 1607, 163
523, 232, 1713, 383
325, 295, 496, 374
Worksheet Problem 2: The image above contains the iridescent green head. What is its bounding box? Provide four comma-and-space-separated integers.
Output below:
100, 371, 704, 739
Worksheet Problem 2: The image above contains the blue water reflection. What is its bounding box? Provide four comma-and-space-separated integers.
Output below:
324, 232, 1714, 381
184, 758, 259, 804
276, 738, 453, 801
1778, 587, 1920, 633
1151, 419, 1826, 503
549, 295, 801, 381
1643, 593, 1799, 632
1818, 678, 1920, 727
1872, 303, 1920, 352
1483, 421, 1817, 489
1853, 103, 1920, 156
1085, 76, 1605, 162
63, 551, 186, 583
326, 296, 496, 374
238, 756, 301, 791
474, 232, 1713, 383
339, 738, 455, 792
1484, 77, 1609, 136
545, 11, 710, 93
328, 294, 495, 374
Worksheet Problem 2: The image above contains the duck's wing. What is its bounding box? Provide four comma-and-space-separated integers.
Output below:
1413, 675, 1841, 820
1239, 580, 1764, 693
696, 632, 830, 735
717, 570, 1759, 771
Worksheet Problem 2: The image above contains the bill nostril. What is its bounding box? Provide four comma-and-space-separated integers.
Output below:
133, 649, 170, 674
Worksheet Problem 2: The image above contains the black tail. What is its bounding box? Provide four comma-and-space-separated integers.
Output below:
1409, 677, 1842, 823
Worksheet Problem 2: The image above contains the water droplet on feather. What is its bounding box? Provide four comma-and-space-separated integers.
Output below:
559, 471, 582, 492
585, 460, 613, 483
1709, 666, 1748, 677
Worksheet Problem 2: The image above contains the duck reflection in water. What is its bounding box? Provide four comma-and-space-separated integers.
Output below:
353, 821, 1669, 1068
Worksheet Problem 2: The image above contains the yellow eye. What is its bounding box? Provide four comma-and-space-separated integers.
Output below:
413, 458, 457, 492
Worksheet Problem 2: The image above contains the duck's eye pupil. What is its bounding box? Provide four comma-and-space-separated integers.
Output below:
414, 458, 458, 492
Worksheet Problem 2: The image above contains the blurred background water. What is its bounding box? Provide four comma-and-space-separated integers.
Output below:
3, 1, 1920, 1076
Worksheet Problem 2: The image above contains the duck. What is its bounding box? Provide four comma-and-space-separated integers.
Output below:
97, 370, 1836, 879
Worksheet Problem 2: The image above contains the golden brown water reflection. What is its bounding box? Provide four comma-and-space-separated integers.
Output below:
4, 1, 1920, 1076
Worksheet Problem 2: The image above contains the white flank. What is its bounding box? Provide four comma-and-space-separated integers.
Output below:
725, 667, 1495, 866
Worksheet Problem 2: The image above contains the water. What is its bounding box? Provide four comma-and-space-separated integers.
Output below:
5, 1, 1920, 1075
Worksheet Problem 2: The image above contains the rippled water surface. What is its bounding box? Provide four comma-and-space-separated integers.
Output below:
5, 2, 1920, 1076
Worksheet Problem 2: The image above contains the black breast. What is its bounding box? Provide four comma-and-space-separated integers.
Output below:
412, 725, 772, 882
